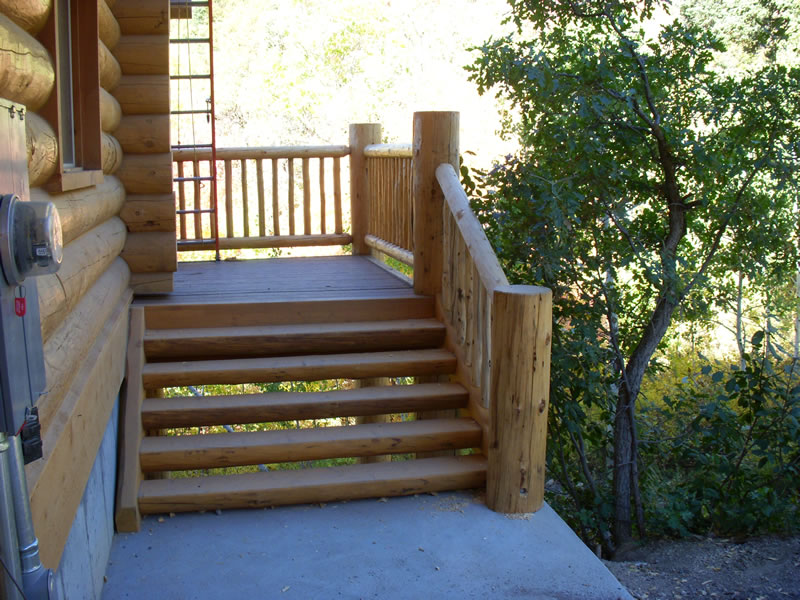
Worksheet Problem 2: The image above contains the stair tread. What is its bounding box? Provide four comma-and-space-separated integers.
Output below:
138, 455, 487, 513
142, 349, 457, 388
144, 319, 446, 360
141, 382, 468, 428
139, 418, 481, 471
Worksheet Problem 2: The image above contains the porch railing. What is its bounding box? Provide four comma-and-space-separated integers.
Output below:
172, 146, 352, 251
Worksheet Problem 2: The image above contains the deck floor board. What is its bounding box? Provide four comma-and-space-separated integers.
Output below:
134, 256, 415, 305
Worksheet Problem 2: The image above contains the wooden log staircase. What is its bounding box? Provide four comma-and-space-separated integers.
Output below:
115, 112, 552, 533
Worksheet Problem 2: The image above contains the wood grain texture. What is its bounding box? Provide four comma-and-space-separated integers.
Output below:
37, 217, 127, 341
1, 0, 51, 34
116, 152, 172, 193
141, 382, 468, 429
487, 285, 552, 514
356, 377, 392, 464
140, 418, 481, 472
100, 87, 122, 132
412, 111, 459, 296
98, 39, 121, 91
178, 234, 352, 252
112, 74, 168, 114
113, 34, 168, 74
172, 145, 351, 161
31, 176, 126, 245
98, 0, 121, 49
142, 349, 457, 388
129, 271, 173, 294
26, 286, 131, 567
25, 110, 58, 187
112, 0, 169, 35
119, 193, 175, 232
115, 306, 146, 533
121, 231, 177, 273
114, 114, 169, 153
138, 455, 487, 513
143, 319, 445, 361
101, 132, 123, 174
0, 13, 54, 110
349, 123, 382, 254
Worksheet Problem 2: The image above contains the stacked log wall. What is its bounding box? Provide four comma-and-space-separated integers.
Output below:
0, 0, 132, 568
112, 0, 176, 293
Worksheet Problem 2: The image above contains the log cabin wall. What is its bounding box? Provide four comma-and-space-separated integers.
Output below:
113, 0, 177, 293
0, 0, 132, 570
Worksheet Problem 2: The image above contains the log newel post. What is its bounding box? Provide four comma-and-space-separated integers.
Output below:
348, 123, 381, 255
487, 284, 552, 513
412, 111, 459, 296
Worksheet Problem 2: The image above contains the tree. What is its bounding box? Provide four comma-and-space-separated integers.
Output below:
467, 0, 800, 550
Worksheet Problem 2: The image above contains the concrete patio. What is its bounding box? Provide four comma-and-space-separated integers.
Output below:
103, 490, 632, 600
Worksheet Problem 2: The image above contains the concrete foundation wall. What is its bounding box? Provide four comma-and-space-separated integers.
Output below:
53, 398, 119, 600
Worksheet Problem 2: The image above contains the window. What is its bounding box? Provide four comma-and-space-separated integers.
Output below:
39, 0, 102, 192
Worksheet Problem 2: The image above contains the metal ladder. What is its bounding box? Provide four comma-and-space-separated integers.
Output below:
170, 0, 220, 260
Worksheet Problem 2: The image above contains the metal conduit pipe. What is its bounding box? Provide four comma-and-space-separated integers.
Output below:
8, 434, 57, 599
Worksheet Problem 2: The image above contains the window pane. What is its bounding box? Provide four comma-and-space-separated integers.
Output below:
57, 0, 75, 167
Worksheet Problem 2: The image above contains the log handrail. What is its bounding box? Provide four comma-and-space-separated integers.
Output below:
173, 145, 352, 251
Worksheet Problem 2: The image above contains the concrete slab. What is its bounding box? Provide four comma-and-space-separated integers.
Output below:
103, 491, 632, 600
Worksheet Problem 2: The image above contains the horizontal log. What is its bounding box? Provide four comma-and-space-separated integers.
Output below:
111, 74, 168, 114
364, 143, 412, 158
101, 132, 123, 174
2, 0, 51, 35
30, 175, 126, 244
129, 271, 172, 294
100, 88, 122, 132
365, 234, 413, 265
37, 217, 127, 341
27, 276, 131, 567
98, 0, 121, 49
172, 145, 351, 161
119, 193, 175, 232
115, 114, 169, 153
113, 34, 168, 74
178, 234, 352, 252
142, 348, 457, 388
121, 231, 177, 273
142, 383, 469, 429
116, 152, 172, 193
139, 455, 487, 514
112, 0, 169, 35
26, 111, 58, 188
0, 14, 54, 111
98, 39, 122, 91
140, 418, 482, 472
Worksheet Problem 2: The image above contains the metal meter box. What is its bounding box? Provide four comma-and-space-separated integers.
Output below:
0, 99, 48, 435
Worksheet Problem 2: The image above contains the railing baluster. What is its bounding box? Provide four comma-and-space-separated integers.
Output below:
193, 159, 203, 240
256, 159, 265, 237
319, 158, 326, 234
224, 159, 233, 237
302, 157, 311, 235
271, 158, 280, 236
241, 159, 249, 238
209, 160, 217, 240
333, 156, 342, 234
177, 161, 187, 240
288, 158, 295, 236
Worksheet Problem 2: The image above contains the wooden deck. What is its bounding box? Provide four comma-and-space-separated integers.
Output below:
133, 256, 415, 305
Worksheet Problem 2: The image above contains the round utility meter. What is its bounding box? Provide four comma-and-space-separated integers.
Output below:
0, 194, 63, 285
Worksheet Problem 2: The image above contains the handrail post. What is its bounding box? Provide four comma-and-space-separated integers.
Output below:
487, 285, 552, 513
412, 111, 459, 296
349, 123, 382, 255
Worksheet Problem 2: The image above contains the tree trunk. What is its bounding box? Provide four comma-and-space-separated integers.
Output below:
613, 295, 678, 549
736, 272, 746, 370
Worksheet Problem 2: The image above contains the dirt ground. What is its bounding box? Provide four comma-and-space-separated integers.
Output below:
604, 536, 800, 599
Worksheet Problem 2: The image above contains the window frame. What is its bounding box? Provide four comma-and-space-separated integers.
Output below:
39, 0, 103, 192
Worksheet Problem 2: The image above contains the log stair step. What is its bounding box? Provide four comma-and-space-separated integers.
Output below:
143, 318, 446, 361
139, 455, 487, 514
141, 295, 435, 330
141, 382, 468, 429
140, 418, 481, 472
142, 349, 457, 388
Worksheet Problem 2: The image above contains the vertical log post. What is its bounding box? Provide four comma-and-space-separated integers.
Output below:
412, 111, 459, 296
349, 123, 381, 255
487, 285, 552, 513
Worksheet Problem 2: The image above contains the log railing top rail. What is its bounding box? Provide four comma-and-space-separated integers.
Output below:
363, 143, 412, 158
436, 163, 508, 292
172, 145, 351, 161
